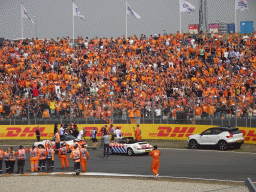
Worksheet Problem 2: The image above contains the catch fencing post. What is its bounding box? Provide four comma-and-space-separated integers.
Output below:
193, 97, 196, 124
111, 98, 113, 124
235, 97, 237, 127
152, 97, 154, 124
245, 178, 256, 192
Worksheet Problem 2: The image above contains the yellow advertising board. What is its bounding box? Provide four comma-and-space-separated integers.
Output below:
0, 124, 255, 144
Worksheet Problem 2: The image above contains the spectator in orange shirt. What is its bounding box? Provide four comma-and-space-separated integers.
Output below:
42, 109, 50, 119
195, 104, 202, 119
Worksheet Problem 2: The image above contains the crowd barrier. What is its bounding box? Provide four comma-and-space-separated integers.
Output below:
0, 124, 255, 144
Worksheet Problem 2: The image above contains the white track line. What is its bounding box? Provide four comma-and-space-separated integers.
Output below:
1, 171, 255, 184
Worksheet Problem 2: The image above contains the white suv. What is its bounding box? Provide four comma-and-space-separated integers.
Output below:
188, 127, 244, 151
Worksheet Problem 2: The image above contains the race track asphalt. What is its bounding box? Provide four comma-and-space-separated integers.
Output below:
1, 146, 256, 182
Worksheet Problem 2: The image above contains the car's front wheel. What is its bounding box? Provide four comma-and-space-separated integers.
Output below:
219, 141, 228, 151
189, 139, 198, 149
127, 148, 133, 156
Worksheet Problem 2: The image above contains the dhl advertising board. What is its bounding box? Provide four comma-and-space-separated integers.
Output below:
0, 124, 256, 144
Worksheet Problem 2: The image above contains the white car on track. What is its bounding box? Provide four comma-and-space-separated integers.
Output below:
188, 127, 244, 151
34, 135, 87, 151
109, 137, 153, 156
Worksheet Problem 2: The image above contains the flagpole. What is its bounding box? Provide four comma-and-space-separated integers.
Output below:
179, 0, 181, 33
73, 0, 74, 45
235, 0, 237, 33
21, 1, 23, 41
126, 1, 127, 39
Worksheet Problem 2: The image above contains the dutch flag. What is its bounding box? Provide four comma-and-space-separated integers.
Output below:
22, 6, 34, 24
126, 2, 141, 19
236, 0, 249, 11
73, 3, 85, 19
179, 0, 196, 13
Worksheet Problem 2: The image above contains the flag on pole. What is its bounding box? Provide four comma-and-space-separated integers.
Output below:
22, 6, 34, 24
180, 0, 196, 13
236, 0, 249, 11
73, 3, 85, 19
126, 2, 141, 19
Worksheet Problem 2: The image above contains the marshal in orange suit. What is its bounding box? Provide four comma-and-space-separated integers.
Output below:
134, 124, 142, 141
149, 145, 161, 179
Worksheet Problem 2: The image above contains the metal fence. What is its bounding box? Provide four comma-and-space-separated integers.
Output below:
1, 95, 256, 127
2, 116, 256, 128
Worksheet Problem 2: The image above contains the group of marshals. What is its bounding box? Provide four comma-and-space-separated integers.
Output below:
0, 124, 160, 178
0, 142, 89, 176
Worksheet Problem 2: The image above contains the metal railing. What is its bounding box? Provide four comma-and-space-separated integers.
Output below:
1, 96, 255, 127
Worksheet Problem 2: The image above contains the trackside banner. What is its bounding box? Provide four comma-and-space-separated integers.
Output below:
0, 124, 255, 144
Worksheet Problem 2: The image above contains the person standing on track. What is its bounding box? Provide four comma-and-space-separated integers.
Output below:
59, 124, 65, 141
15, 145, 28, 174
70, 144, 81, 175
80, 144, 89, 172
35, 127, 41, 142
102, 132, 111, 158
45, 143, 54, 173
29, 145, 39, 172
8, 147, 15, 173
55, 131, 60, 150
0, 148, 4, 174
149, 145, 161, 179
38, 145, 46, 172
91, 127, 98, 150
54, 123, 58, 135
77, 127, 87, 140
59, 143, 69, 171
110, 124, 115, 143
114, 127, 122, 143
134, 124, 142, 141
45, 140, 55, 171
101, 125, 107, 147
4, 148, 10, 173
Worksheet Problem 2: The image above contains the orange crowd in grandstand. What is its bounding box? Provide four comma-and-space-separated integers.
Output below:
0, 31, 255, 122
